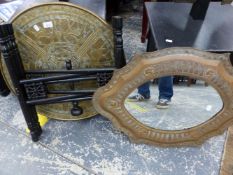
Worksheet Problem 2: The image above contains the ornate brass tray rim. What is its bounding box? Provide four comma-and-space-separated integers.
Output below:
9, 2, 110, 28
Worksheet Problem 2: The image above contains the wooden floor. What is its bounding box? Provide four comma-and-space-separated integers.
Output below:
220, 126, 233, 175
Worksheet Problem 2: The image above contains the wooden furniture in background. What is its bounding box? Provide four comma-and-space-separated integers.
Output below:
141, 0, 231, 43
145, 2, 233, 85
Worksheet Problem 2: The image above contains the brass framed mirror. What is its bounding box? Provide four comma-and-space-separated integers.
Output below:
93, 47, 233, 147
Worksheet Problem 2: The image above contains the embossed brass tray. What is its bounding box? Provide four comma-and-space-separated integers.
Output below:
0, 2, 114, 120
93, 48, 233, 146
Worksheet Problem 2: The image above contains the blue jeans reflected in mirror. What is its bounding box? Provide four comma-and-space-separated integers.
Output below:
138, 76, 173, 100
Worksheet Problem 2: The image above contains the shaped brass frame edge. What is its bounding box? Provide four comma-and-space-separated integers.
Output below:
93, 47, 233, 147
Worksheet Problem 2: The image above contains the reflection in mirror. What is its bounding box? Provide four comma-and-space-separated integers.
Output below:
125, 76, 223, 130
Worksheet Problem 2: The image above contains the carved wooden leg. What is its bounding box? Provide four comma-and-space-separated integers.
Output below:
112, 16, 126, 69
0, 71, 10, 96
190, 0, 210, 20
141, 0, 150, 43
18, 97, 42, 142
0, 24, 42, 142
146, 29, 156, 52
230, 53, 233, 66
187, 78, 192, 86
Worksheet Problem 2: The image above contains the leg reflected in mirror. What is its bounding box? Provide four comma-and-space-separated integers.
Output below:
128, 82, 150, 102
156, 76, 173, 109
128, 76, 173, 109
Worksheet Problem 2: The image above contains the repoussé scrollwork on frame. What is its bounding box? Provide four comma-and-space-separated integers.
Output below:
93, 47, 233, 147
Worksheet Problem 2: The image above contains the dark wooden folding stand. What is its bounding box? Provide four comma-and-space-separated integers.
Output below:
0, 16, 126, 142
0, 71, 9, 96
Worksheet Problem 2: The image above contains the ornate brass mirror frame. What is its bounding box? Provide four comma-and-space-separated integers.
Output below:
93, 48, 233, 147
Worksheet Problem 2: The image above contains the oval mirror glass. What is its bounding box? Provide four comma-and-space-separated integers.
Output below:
125, 76, 223, 130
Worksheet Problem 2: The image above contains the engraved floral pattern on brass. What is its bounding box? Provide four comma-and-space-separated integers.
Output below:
0, 3, 114, 120
93, 48, 233, 147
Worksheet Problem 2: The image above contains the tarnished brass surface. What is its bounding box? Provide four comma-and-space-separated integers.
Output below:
0, 2, 114, 120
93, 48, 233, 147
